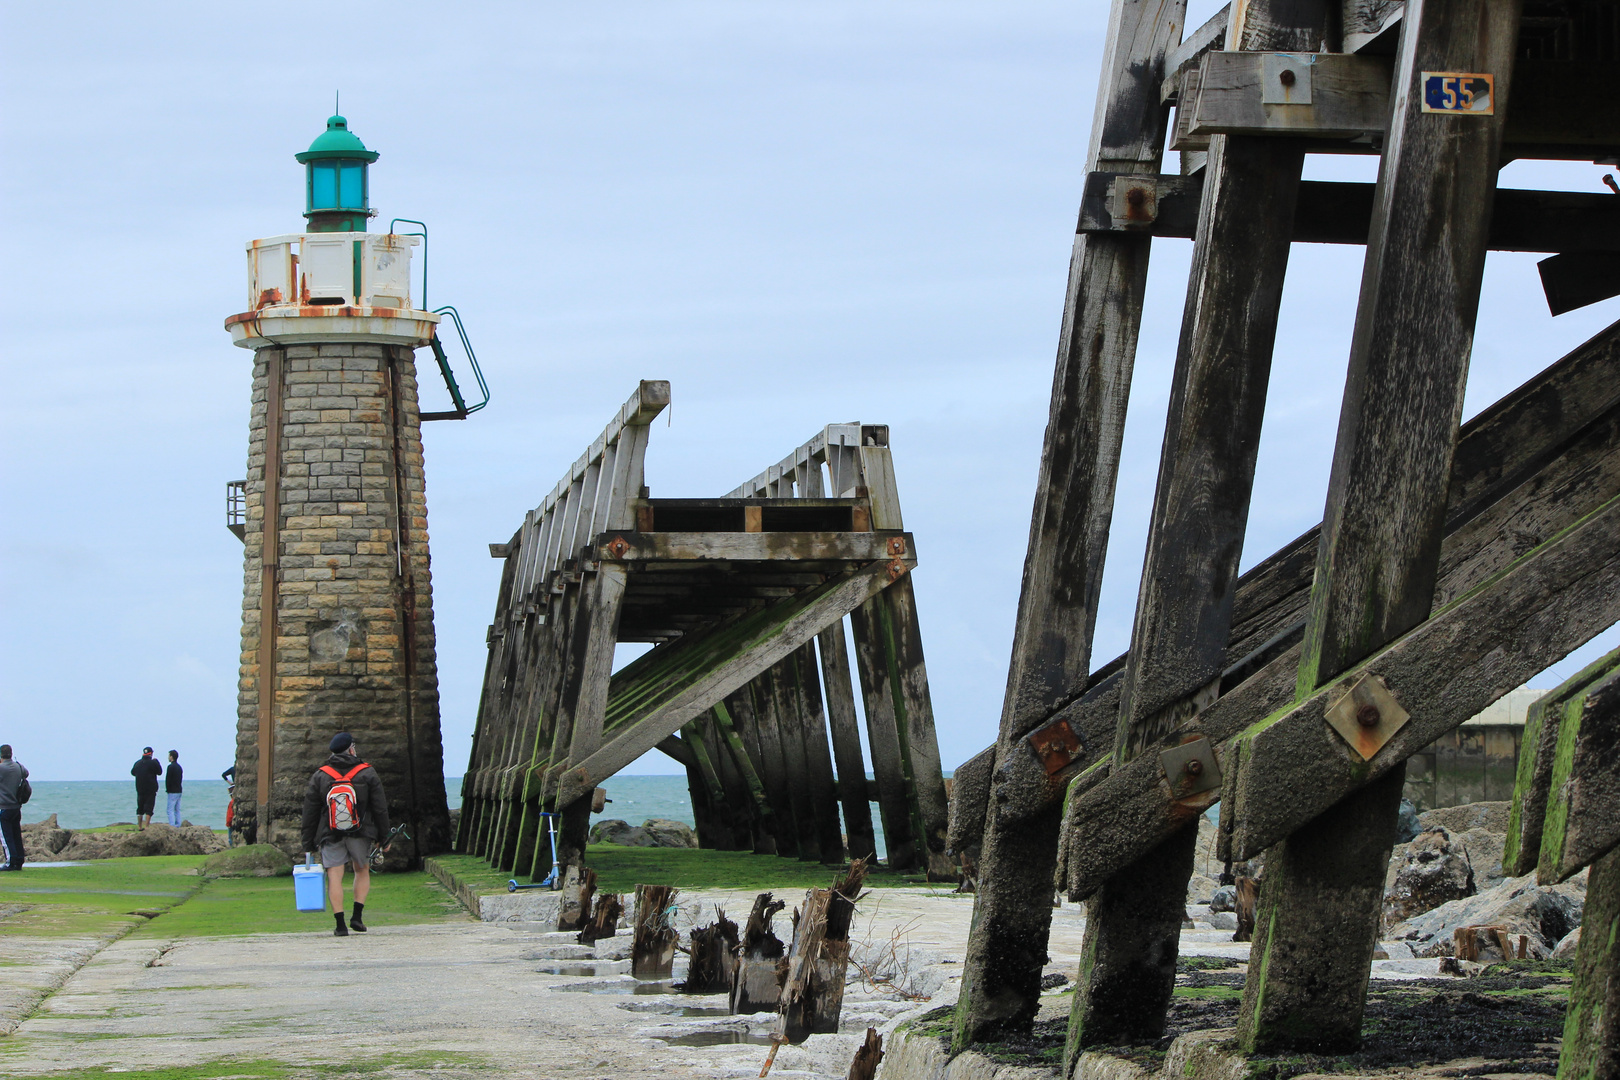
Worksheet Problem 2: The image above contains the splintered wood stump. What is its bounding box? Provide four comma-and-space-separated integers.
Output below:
632, 884, 680, 979
682, 909, 740, 993
1454, 925, 1524, 963
579, 891, 623, 944
846, 1028, 883, 1080
731, 892, 788, 1014
1234, 876, 1258, 943
778, 859, 869, 1044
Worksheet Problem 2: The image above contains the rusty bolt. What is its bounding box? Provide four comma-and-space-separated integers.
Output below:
887, 536, 907, 556
1126, 187, 1147, 208
605, 536, 630, 560
1184, 758, 1204, 777
1279, 68, 1296, 87
1356, 704, 1381, 729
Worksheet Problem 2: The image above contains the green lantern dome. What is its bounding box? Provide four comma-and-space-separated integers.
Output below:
295, 115, 380, 164
296, 115, 378, 232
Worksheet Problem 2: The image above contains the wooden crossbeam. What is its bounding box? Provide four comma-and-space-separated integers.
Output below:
552, 556, 906, 809
1078, 175, 1620, 254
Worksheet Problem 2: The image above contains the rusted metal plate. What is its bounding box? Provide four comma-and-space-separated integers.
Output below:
1026, 717, 1084, 777
1324, 672, 1411, 761
1160, 736, 1221, 799
1106, 175, 1159, 227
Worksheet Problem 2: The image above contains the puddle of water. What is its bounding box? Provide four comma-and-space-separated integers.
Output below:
617, 1002, 731, 1017
633, 980, 679, 995
658, 1031, 777, 1047
550, 982, 637, 995
536, 962, 603, 977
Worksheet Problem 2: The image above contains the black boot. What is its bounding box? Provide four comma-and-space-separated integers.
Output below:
334, 912, 348, 937
350, 902, 366, 932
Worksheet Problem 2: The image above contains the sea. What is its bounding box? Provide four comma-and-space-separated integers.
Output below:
22, 774, 892, 858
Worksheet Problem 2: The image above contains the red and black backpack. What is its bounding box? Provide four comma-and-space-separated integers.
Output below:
320, 763, 369, 834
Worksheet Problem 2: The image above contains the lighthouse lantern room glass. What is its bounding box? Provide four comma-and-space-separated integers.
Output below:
295, 114, 379, 233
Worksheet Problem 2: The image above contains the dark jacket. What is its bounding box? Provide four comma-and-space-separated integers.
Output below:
165, 763, 183, 794
131, 756, 162, 793
0, 760, 27, 810
300, 752, 389, 850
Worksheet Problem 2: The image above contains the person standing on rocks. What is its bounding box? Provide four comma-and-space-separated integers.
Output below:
165, 751, 184, 827
0, 745, 28, 871
131, 748, 162, 831
300, 733, 390, 937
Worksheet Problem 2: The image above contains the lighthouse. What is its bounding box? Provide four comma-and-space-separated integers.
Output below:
225, 115, 454, 863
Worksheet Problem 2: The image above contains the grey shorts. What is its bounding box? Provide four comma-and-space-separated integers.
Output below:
319, 835, 371, 869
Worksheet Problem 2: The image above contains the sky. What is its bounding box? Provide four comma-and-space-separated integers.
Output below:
3, 1, 1618, 783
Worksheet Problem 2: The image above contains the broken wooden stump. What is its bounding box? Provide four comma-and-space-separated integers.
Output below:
731, 892, 788, 1015
1233, 875, 1257, 944
777, 859, 868, 1044
578, 891, 623, 944
1454, 924, 1527, 963
632, 884, 680, 979
682, 908, 740, 993
846, 1028, 883, 1080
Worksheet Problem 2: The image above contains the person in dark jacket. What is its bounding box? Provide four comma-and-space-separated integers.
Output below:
300, 732, 390, 937
0, 744, 29, 871
131, 748, 162, 831
164, 751, 184, 827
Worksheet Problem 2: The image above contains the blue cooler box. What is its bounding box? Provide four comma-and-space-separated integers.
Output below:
293, 863, 326, 912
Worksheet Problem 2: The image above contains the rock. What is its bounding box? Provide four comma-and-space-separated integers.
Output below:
1460, 826, 1507, 890
1396, 798, 1422, 844
20, 814, 72, 856
1419, 801, 1511, 835
203, 844, 294, 877
1387, 873, 1584, 959
1187, 872, 1220, 905
56, 824, 227, 861
640, 819, 698, 848
1384, 827, 1476, 925
1553, 926, 1582, 958
1209, 885, 1237, 913
589, 819, 656, 847
1207, 911, 1238, 931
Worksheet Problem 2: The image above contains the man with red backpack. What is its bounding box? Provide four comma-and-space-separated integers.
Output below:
300, 733, 390, 937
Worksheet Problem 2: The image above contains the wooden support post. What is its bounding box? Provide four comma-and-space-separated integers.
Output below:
819, 622, 878, 862
683, 909, 740, 994
1239, 0, 1522, 1054
715, 699, 779, 855
955, 0, 1185, 1048
1539, 663, 1620, 884
777, 860, 868, 1043
682, 717, 738, 850
552, 565, 628, 870
792, 643, 847, 864
768, 657, 823, 862
731, 892, 789, 1015
1068, 0, 1315, 1054
849, 595, 918, 869
747, 672, 802, 858
1561, 844, 1620, 1078
632, 884, 680, 980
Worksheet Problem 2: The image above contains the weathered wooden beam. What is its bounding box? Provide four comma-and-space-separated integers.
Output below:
1189, 51, 1393, 140
1538, 660, 1620, 884
1239, 0, 1520, 1047
849, 596, 920, 871
792, 644, 847, 863
1221, 495, 1620, 862
1559, 844, 1620, 1078
767, 657, 823, 862
1539, 251, 1620, 316
1502, 647, 1620, 876
1080, 175, 1620, 254
553, 559, 906, 809
956, 0, 1186, 1049
713, 698, 778, 854
600, 530, 910, 563
818, 623, 878, 862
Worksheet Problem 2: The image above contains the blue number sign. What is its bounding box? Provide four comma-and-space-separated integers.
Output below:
1420, 72, 1494, 115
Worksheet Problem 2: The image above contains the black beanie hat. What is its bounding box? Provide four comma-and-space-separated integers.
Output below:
330, 732, 354, 753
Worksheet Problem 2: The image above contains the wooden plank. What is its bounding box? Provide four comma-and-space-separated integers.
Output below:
747, 673, 801, 858
554, 559, 904, 808
1539, 660, 1620, 883
1224, 494, 1620, 863
792, 644, 847, 863
1189, 51, 1394, 139
768, 657, 823, 861
600, 531, 909, 563
1503, 647, 1620, 876
956, 0, 1185, 1047
818, 622, 878, 862
848, 595, 919, 871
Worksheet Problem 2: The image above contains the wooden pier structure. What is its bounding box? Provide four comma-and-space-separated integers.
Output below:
455, 382, 952, 878
949, 0, 1620, 1071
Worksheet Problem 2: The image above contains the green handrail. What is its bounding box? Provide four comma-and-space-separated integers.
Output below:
422, 305, 490, 420
388, 218, 429, 309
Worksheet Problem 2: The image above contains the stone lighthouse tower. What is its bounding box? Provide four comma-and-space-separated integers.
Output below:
225, 115, 453, 863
